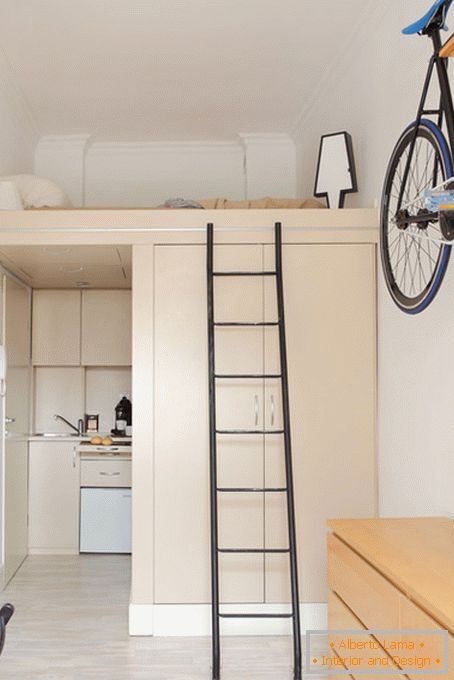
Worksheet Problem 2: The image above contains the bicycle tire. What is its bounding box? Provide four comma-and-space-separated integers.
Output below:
381, 119, 452, 314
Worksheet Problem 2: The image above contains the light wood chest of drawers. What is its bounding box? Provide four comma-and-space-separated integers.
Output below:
327, 518, 454, 680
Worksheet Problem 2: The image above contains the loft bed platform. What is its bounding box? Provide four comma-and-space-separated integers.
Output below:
0, 208, 379, 247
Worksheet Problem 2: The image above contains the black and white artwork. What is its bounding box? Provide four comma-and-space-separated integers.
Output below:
314, 132, 358, 208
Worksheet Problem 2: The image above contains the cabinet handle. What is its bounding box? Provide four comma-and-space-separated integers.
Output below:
99, 471, 121, 476
270, 395, 275, 427
254, 394, 259, 427
72, 447, 76, 469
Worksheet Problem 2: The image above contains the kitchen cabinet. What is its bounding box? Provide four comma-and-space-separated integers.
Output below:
80, 458, 131, 487
32, 290, 81, 365
81, 290, 131, 366
32, 289, 132, 367
28, 441, 80, 554
153, 242, 376, 606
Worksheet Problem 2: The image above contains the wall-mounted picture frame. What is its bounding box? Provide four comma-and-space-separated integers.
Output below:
314, 131, 358, 208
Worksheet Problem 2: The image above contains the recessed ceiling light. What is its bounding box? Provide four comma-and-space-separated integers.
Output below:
60, 265, 84, 274
44, 247, 71, 256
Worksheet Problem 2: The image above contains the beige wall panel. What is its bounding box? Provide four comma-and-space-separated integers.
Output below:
131, 245, 155, 604
154, 244, 265, 604
6, 275, 30, 368
32, 290, 81, 366
264, 244, 376, 603
153, 244, 210, 604
4, 276, 30, 583
81, 289, 131, 365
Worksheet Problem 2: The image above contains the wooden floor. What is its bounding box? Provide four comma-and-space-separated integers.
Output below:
0, 556, 320, 679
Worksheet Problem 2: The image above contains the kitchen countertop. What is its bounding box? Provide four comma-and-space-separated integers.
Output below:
77, 441, 132, 459
27, 435, 132, 459
27, 434, 132, 443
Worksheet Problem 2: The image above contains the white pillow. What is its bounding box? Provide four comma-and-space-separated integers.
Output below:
0, 181, 23, 209
3, 174, 72, 208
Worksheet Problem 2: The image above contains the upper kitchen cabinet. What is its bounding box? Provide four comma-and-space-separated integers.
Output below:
81, 290, 131, 366
32, 290, 81, 366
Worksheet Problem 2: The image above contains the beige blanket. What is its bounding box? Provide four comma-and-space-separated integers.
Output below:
198, 197, 325, 209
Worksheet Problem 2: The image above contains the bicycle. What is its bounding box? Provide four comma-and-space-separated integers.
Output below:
0, 604, 14, 657
381, 0, 454, 313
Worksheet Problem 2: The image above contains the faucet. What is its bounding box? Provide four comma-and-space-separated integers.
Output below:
53, 414, 84, 435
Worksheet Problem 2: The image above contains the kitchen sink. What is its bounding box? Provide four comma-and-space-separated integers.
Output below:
31, 432, 84, 438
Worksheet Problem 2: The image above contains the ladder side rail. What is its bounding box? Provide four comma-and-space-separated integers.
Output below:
207, 223, 221, 680
274, 221, 302, 680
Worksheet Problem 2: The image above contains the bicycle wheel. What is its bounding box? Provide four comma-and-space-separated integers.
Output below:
381, 119, 452, 314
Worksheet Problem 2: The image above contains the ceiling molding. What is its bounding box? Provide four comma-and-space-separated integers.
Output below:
37, 134, 92, 149
239, 133, 295, 147
87, 140, 243, 155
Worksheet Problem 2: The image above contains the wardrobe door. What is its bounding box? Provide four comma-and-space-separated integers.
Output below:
154, 244, 265, 605
263, 243, 376, 604
214, 246, 265, 604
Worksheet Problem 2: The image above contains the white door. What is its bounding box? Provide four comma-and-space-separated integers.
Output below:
4, 275, 31, 583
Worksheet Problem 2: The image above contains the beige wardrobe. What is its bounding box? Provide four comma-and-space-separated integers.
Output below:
153, 240, 376, 606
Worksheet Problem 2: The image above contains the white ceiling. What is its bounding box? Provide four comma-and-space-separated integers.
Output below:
0, 245, 132, 288
0, 0, 374, 142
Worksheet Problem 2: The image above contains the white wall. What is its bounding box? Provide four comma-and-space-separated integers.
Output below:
0, 50, 37, 174
294, 1, 434, 209
35, 136, 89, 206
34, 134, 298, 207
84, 141, 245, 207
293, 0, 454, 519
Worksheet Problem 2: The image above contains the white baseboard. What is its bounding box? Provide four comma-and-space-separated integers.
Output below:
29, 548, 79, 555
129, 602, 327, 637
129, 603, 154, 635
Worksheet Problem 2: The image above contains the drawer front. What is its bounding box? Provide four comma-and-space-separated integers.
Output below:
80, 460, 131, 487
400, 595, 454, 680
328, 591, 406, 680
328, 534, 401, 638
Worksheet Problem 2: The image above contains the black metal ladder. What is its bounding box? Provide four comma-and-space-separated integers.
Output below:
207, 222, 301, 680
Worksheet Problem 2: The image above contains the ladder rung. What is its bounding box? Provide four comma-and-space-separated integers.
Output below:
217, 487, 287, 493
214, 374, 281, 379
213, 271, 277, 277
219, 613, 293, 619
214, 321, 279, 327
218, 548, 290, 554
216, 429, 284, 435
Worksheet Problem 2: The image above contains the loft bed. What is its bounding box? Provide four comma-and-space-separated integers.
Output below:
0, 175, 378, 246
0, 206, 379, 246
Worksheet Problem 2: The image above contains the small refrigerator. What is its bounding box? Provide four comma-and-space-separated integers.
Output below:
80, 487, 131, 553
